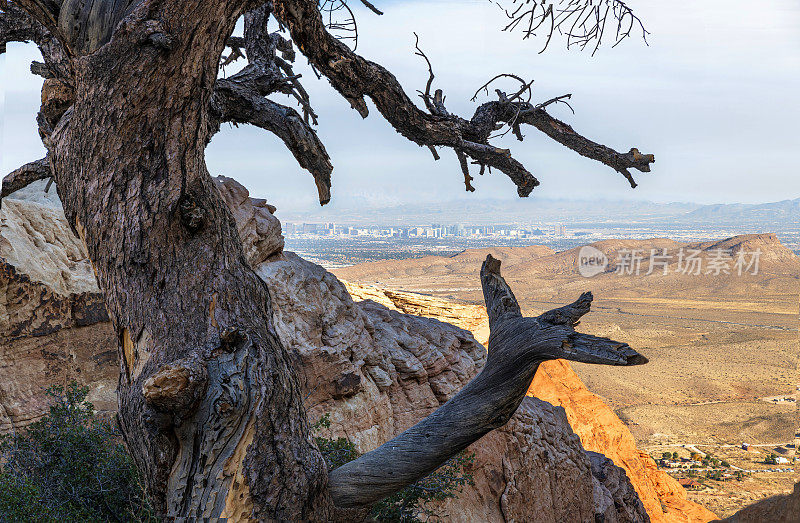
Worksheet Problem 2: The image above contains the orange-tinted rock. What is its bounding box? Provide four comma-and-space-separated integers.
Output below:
531, 360, 719, 523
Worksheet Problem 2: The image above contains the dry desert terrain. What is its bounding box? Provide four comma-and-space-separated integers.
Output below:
334, 234, 799, 517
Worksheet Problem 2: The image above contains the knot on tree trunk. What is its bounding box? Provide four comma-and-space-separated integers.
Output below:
178, 194, 207, 232
143, 355, 208, 414
140, 20, 173, 51
40, 78, 75, 128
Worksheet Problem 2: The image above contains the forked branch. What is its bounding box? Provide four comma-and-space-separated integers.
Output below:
327, 255, 647, 508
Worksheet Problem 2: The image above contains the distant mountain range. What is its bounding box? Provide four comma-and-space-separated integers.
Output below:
681, 198, 800, 224
280, 196, 800, 228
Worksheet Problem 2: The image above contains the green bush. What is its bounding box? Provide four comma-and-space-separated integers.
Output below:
313, 413, 475, 522
0, 382, 156, 522
312, 413, 361, 471
369, 451, 475, 522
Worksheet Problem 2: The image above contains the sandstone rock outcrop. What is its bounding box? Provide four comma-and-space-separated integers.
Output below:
0, 176, 673, 521
0, 179, 106, 340
589, 451, 650, 523
0, 179, 115, 431
214, 175, 284, 265
531, 360, 719, 523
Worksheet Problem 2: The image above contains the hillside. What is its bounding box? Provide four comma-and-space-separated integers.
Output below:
334, 235, 800, 516
345, 283, 717, 522
684, 199, 800, 224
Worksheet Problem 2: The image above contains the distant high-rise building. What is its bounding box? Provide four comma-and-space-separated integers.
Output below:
554, 224, 566, 236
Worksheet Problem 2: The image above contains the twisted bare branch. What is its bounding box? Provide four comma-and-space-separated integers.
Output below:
327, 254, 647, 508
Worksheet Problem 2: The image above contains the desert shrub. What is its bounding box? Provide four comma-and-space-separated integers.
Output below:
313, 413, 475, 522
312, 413, 361, 470
0, 382, 156, 522
369, 451, 475, 522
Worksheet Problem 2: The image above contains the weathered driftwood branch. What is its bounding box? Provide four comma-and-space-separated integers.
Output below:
0, 156, 51, 207
327, 254, 647, 508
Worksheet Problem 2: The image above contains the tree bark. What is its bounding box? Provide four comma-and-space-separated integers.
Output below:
41, 1, 332, 518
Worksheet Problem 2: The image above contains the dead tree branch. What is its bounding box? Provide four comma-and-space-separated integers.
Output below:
273, 0, 654, 198
1, 156, 51, 207
495, 0, 648, 54
320, 0, 359, 50
327, 254, 647, 508
358, 0, 382, 16
211, 73, 333, 203
518, 108, 653, 187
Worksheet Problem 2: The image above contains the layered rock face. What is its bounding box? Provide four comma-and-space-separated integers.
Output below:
0, 180, 116, 431
1, 176, 656, 521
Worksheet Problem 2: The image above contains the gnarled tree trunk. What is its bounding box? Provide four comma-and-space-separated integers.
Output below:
45, 1, 331, 518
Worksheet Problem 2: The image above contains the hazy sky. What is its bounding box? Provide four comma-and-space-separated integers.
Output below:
2, 0, 799, 213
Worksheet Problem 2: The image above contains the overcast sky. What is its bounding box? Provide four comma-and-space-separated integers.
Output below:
2, 0, 799, 213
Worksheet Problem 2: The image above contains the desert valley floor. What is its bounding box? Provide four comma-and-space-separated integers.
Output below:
333, 234, 800, 517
